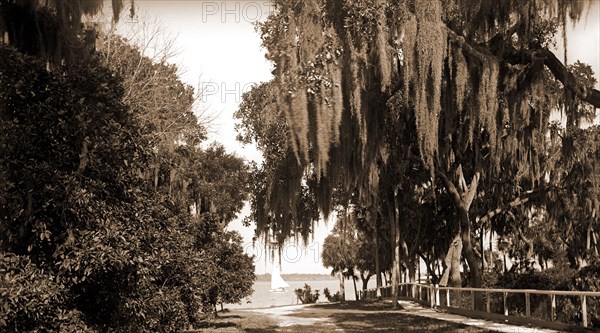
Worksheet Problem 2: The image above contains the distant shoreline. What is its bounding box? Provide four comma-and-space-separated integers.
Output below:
255, 273, 336, 282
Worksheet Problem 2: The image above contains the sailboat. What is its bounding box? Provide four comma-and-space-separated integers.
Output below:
269, 262, 289, 293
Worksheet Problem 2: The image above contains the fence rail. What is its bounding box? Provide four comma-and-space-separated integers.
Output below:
360, 283, 600, 330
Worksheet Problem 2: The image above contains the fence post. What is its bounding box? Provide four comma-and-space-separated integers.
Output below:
525, 293, 531, 317
471, 290, 475, 310
446, 289, 450, 307
435, 285, 440, 307
550, 294, 556, 321
429, 286, 434, 308
503, 292, 508, 316
486, 291, 491, 313
582, 295, 588, 328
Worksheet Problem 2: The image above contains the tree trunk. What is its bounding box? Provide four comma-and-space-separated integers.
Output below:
459, 205, 483, 308
390, 188, 401, 308
360, 272, 372, 291
407, 260, 416, 283
593, 230, 599, 257
480, 227, 486, 274
417, 257, 421, 283
420, 254, 439, 283
375, 214, 382, 294
352, 276, 359, 300
339, 271, 345, 302
440, 233, 462, 287
517, 228, 535, 268
401, 239, 410, 281
437, 170, 483, 309
587, 220, 595, 261
168, 168, 176, 197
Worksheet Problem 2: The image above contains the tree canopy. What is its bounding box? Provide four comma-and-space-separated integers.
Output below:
237, 0, 600, 309
0, 0, 131, 65
1, 5, 256, 330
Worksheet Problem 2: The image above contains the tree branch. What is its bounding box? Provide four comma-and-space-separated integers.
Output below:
436, 170, 463, 208
445, 27, 489, 63
446, 23, 600, 109
503, 45, 600, 108
464, 172, 480, 211
541, 48, 600, 108
478, 190, 535, 225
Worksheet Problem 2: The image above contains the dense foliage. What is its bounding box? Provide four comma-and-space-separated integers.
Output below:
0, 16, 255, 332
0, 0, 129, 65
236, 0, 600, 314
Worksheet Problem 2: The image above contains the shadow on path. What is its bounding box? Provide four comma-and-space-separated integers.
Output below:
249, 301, 495, 332
197, 300, 559, 332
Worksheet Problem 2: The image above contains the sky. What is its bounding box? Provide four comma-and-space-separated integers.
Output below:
104, 1, 600, 274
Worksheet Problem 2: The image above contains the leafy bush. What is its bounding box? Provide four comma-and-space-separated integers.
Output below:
497, 267, 572, 291
557, 263, 600, 328
323, 287, 342, 302
491, 267, 572, 319
0, 47, 255, 332
294, 284, 320, 304
489, 266, 600, 326
0, 253, 93, 332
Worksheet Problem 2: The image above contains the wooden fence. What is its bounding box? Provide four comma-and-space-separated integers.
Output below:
360, 283, 600, 331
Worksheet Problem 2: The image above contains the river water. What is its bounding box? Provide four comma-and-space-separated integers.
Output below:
225, 279, 378, 309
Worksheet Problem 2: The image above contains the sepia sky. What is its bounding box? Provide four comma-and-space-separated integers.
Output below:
104, 0, 600, 274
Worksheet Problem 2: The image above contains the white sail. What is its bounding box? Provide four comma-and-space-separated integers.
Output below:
270, 262, 289, 292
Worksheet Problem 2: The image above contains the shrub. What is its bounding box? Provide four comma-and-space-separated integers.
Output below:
323, 288, 342, 302
493, 267, 574, 319
294, 284, 320, 304
557, 263, 600, 328
497, 267, 572, 291
0, 253, 93, 332
490, 265, 600, 327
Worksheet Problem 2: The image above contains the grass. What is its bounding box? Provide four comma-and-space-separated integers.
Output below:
189, 311, 279, 332
191, 301, 497, 332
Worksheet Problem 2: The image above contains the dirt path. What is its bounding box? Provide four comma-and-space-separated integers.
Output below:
249, 304, 341, 331
243, 300, 561, 333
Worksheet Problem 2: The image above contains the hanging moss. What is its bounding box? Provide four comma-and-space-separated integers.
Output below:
401, 11, 417, 110
454, 48, 468, 115
478, 58, 499, 160
330, 62, 344, 145
374, 0, 391, 91
278, 10, 311, 164
315, 79, 331, 177
254, 0, 596, 250
404, 0, 447, 171
347, 41, 362, 118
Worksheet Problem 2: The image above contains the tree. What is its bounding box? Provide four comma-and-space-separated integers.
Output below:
192, 214, 255, 314
0, 46, 171, 331
191, 143, 251, 224
235, 81, 320, 246
250, 0, 600, 310
0, 0, 131, 66
97, 28, 251, 226
322, 214, 360, 302
0, 29, 254, 333
96, 29, 206, 199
